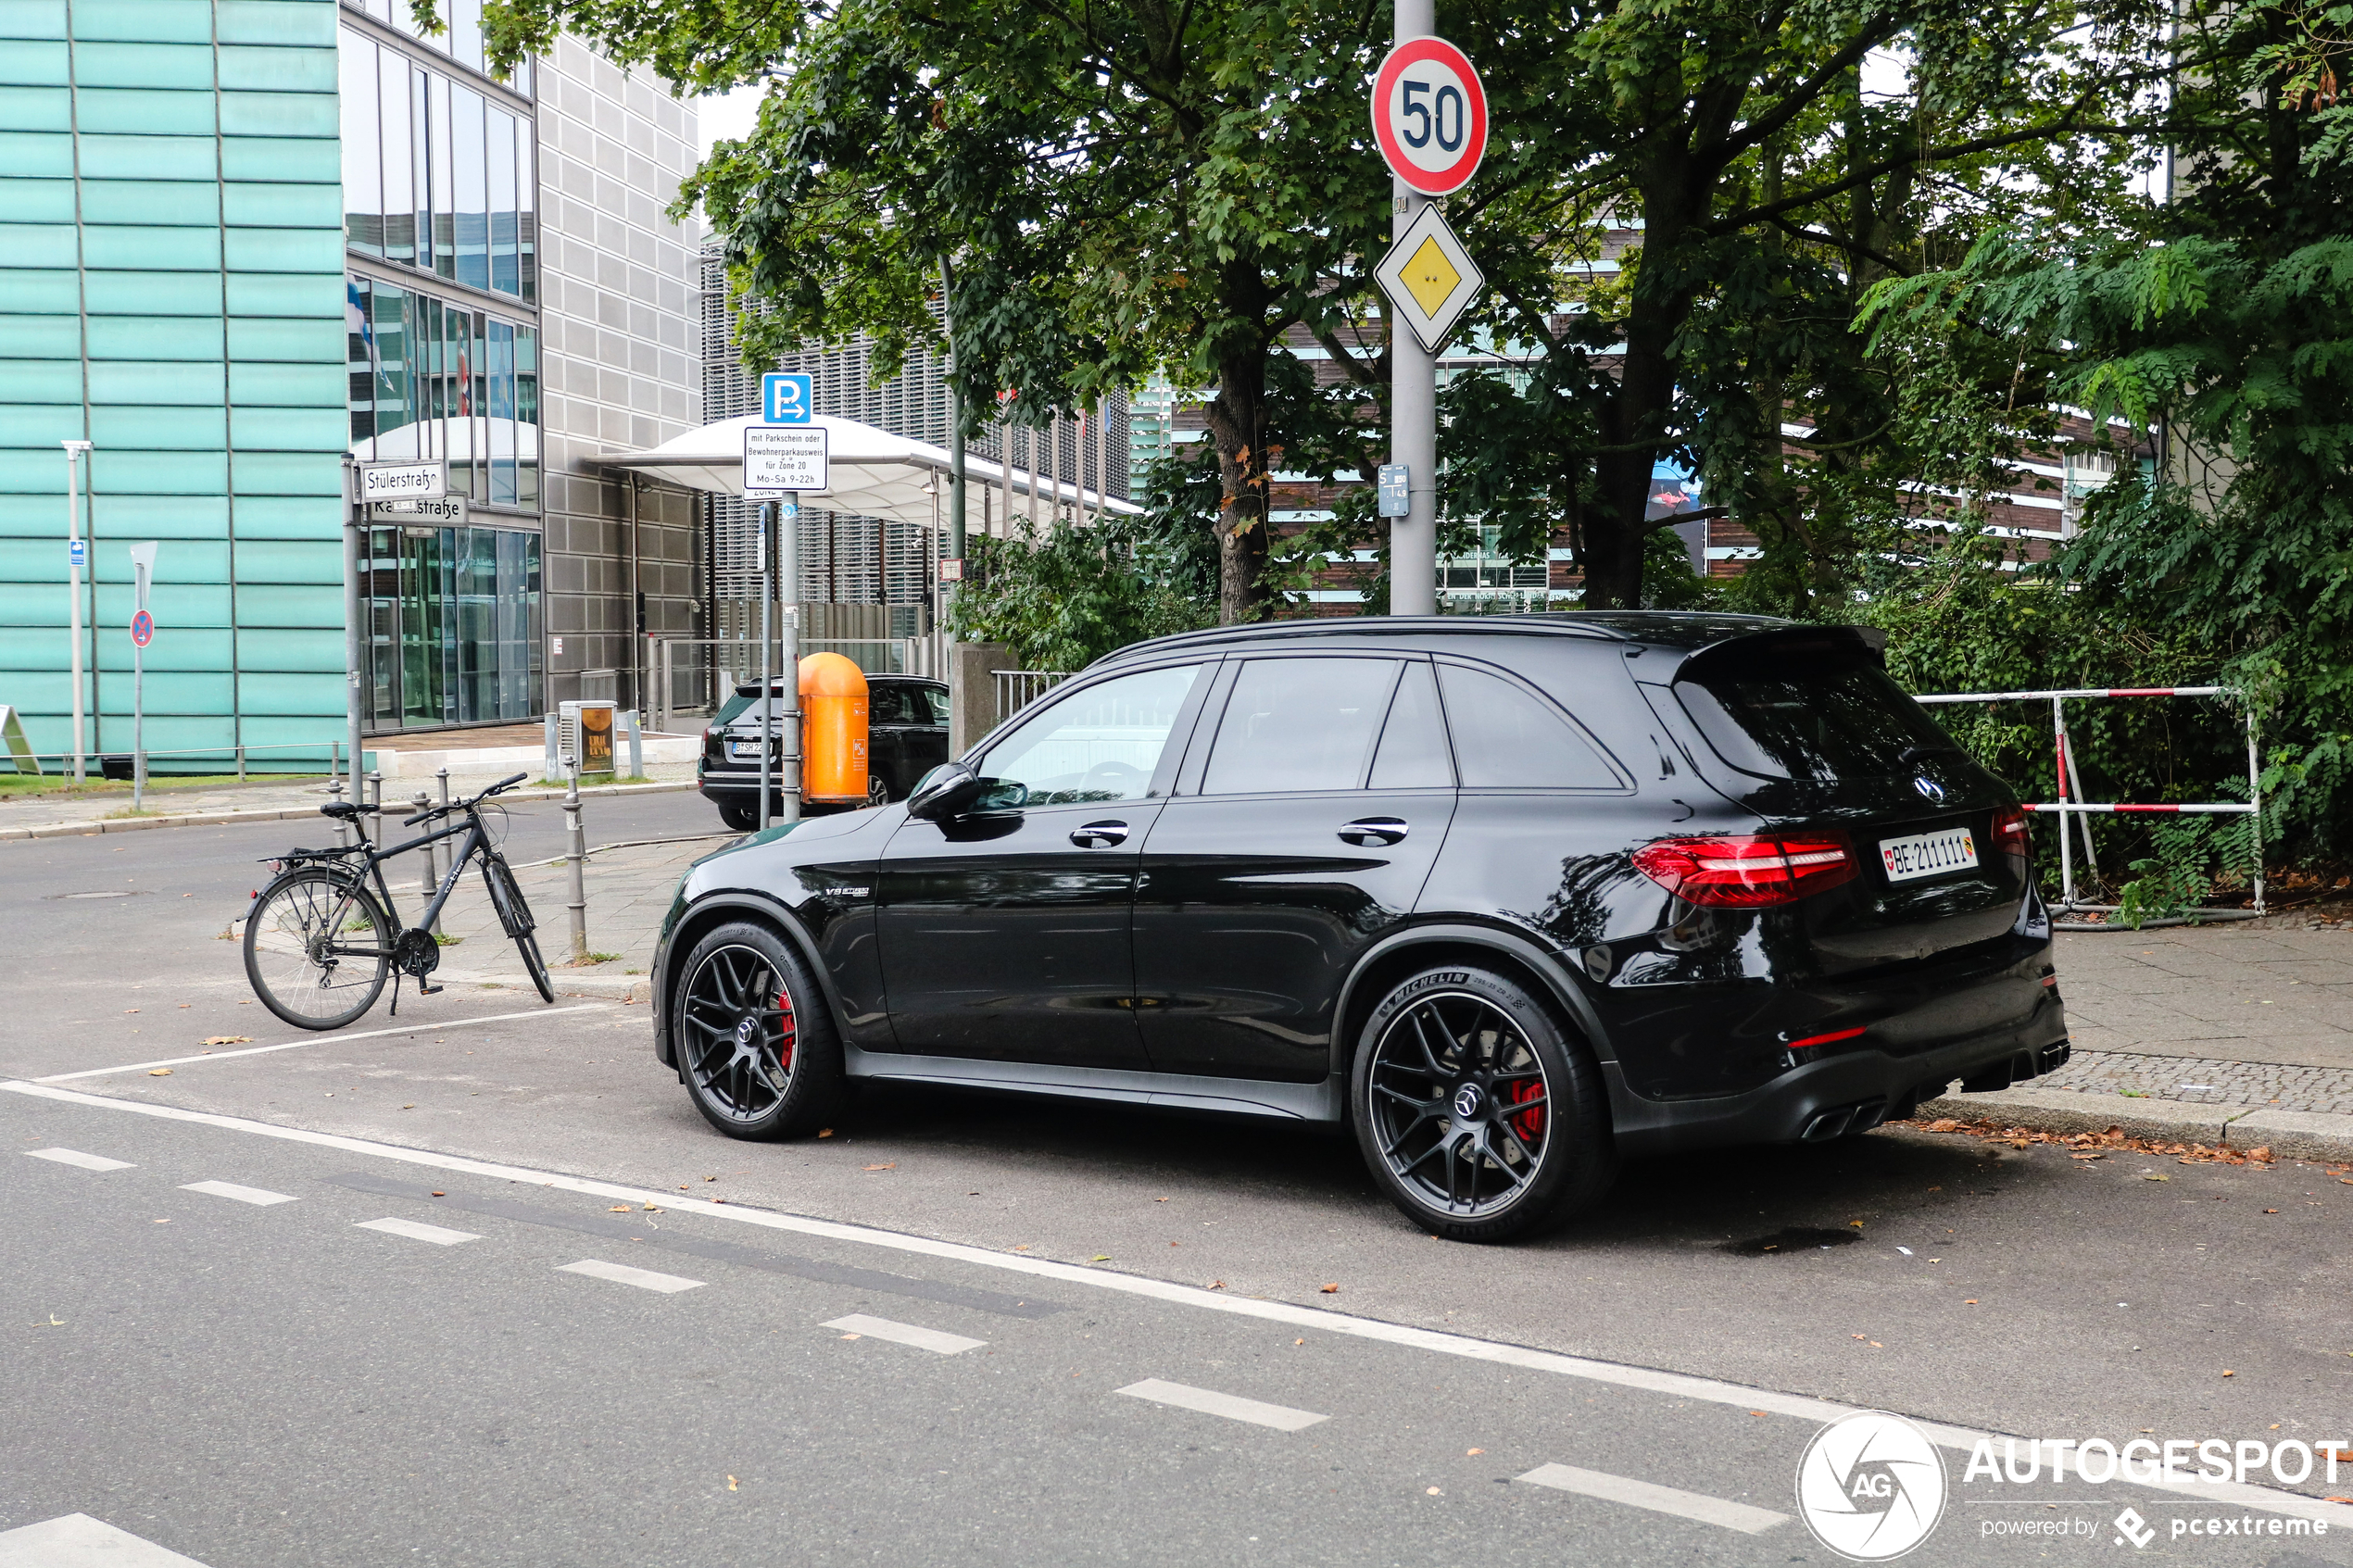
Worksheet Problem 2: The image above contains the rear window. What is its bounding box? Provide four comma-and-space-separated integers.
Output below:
1674, 646, 1957, 782
711, 690, 760, 727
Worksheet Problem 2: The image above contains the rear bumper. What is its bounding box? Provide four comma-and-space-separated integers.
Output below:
1605, 982, 2070, 1157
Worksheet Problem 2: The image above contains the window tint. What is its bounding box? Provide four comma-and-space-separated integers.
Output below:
867, 684, 912, 725
712, 689, 758, 727
1675, 646, 1959, 781
1202, 658, 1398, 795
978, 664, 1202, 806
922, 686, 951, 725
1368, 661, 1453, 788
1437, 664, 1620, 788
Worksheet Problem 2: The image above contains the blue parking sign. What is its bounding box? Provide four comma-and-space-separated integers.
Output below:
761, 373, 813, 424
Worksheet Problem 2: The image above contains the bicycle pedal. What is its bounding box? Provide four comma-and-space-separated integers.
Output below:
417, 982, 443, 995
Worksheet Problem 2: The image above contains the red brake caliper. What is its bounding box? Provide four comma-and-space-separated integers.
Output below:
774, 989, 798, 1073
1506, 1076, 1544, 1145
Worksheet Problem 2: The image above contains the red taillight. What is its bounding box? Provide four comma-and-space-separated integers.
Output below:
1994, 806, 2032, 882
1630, 833, 1860, 908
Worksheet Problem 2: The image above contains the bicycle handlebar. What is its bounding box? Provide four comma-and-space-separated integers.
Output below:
398, 771, 533, 827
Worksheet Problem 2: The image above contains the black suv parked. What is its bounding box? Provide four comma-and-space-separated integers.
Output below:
697, 674, 952, 831
652, 614, 2068, 1241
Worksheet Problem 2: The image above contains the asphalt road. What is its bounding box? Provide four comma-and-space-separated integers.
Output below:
6, 803, 2352, 1566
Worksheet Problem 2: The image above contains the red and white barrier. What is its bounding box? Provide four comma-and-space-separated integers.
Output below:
1913, 684, 2262, 921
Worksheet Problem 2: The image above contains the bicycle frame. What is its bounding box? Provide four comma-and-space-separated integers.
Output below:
297, 810, 497, 960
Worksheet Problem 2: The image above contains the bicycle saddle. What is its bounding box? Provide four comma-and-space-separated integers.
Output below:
319, 801, 362, 819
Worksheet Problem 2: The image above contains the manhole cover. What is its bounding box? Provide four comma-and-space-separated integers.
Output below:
45, 890, 151, 900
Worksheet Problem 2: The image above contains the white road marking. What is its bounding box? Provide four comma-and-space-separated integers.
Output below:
31, 1005, 611, 1083
179, 1180, 297, 1206
1516, 1462, 1790, 1534
355, 1216, 480, 1246
7, 1077, 2342, 1529
1115, 1378, 1327, 1431
0, 1512, 215, 1565
823, 1312, 987, 1354
559, 1258, 705, 1294
25, 1147, 133, 1172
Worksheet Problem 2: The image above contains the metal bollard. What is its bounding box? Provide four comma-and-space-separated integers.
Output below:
564, 759, 588, 964
413, 792, 435, 925
367, 770, 384, 846
328, 777, 347, 847
434, 767, 452, 923
235, 744, 245, 784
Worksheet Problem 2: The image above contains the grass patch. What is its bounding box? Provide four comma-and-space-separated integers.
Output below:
433, 931, 463, 946
565, 950, 623, 966
0, 771, 311, 801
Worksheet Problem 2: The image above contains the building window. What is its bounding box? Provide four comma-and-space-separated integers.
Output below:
348, 275, 538, 510
340, 27, 536, 303
1437, 526, 1553, 613
362, 525, 545, 727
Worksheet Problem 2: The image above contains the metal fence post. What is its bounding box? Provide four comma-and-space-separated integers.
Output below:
235, 744, 245, 783
328, 774, 347, 848
434, 767, 452, 932
412, 791, 435, 925
367, 769, 384, 846
2247, 702, 2265, 916
2051, 696, 2074, 911
564, 759, 588, 963
624, 709, 643, 778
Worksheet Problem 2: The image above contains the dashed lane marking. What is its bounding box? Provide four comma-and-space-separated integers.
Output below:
823, 1312, 987, 1354
1115, 1378, 1327, 1432
25, 1147, 133, 1172
559, 1258, 705, 1294
1516, 1462, 1791, 1534
6, 1077, 2342, 1529
31, 1004, 611, 1084
355, 1216, 481, 1246
0, 1511, 215, 1564
179, 1180, 296, 1207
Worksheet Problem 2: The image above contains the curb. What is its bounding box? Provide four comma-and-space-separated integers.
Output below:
1915, 1085, 2353, 1164
0, 781, 696, 843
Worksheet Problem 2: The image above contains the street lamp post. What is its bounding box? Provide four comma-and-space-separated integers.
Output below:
1388, 0, 1439, 617
62, 440, 91, 782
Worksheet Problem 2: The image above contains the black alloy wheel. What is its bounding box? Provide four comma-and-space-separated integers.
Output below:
673, 921, 841, 1138
1351, 965, 1617, 1242
866, 772, 891, 807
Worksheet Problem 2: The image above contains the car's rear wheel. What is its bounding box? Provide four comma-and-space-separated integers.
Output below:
716, 799, 760, 833
673, 921, 842, 1139
1350, 965, 1616, 1243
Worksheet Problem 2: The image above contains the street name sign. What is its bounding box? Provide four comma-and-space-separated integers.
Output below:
761, 372, 813, 423
745, 426, 829, 495
356, 460, 447, 504
369, 495, 470, 525
1370, 37, 1488, 196
1375, 203, 1484, 351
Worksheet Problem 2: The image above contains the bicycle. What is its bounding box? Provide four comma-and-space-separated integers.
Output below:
242, 771, 555, 1030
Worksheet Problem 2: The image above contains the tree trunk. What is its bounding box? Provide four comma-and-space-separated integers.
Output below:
1202, 347, 1272, 623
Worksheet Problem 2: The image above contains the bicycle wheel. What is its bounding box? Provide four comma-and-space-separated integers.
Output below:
483, 856, 555, 1004
243, 866, 392, 1031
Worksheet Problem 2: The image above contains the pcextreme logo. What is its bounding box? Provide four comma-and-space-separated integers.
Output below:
1796, 1411, 1950, 1561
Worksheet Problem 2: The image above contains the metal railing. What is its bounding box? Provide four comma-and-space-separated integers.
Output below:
649, 632, 942, 734
1915, 684, 2262, 924
1, 738, 366, 784
992, 669, 1074, 721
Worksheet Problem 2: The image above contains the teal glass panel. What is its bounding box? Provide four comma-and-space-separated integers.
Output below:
0, 404, 85, 444
0, 3, 66, 40
88, 448, 228, 493
234, 541, 343, 583
225, 273, 343, 317
237, 632, 346, 674
217, 44, 336, 93
225, 228, 342, 271
0, 451, 68, 493
228, 317, 343, 361
69, 2, 213, 44
230, 453, 343, 496
219, 90, 338, 139
0, 132, 74, 177
0, 222, 78, 269
0, 87, 69, 132
79, 179, 220, 226
71, 43, 215, 89
84, 270, 224, 315
0, 267, 79, 312
77, 134, 216, 181
514, 322, 536, 507
215, 2, 337, 47
0, 40, 68, 83
87, 360, 228, 407
0, 177, 75, 223
0, 318, 80, 358
85, 317, 228, 361
0, 360, 82, 401
90, 405, 228, 449
76, 88, 215, 135
228, 495, 337, 536
91, 494, 228, 533
223, 182, 340, 229
230, 407, 347, 450
81, 225, 221, 270
221, 136, 338, 183
227, 360, 345, 408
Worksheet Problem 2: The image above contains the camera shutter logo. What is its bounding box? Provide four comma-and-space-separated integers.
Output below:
1794, 1411, 1947, 1561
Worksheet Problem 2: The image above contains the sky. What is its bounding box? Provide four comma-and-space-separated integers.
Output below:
694, 84, 767, 158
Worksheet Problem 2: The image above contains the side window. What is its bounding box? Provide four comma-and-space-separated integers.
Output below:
1368, 661, 1454, 788
922, 686, 951, 725
1437, 664, 1622, 789
867, 684, 911, 725
976, 663, 1203, 806
1201, 657, 1398, 795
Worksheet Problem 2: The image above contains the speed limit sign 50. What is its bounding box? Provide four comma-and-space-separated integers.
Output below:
1370, 37, 1488, 196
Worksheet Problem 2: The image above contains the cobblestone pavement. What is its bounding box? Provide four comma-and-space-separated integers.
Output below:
2032, 1049, 2353, 1116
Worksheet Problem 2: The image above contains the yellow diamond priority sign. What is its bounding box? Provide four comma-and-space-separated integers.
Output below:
1375, 204, 1483, 352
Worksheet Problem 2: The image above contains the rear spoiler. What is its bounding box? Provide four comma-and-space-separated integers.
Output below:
1667, 622, 1887, 683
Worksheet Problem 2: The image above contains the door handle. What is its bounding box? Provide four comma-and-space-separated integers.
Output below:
1338, 817, 1409, 847
1070, 821, 1129, 848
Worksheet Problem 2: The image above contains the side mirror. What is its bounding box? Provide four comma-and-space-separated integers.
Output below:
906, 762, 988, 822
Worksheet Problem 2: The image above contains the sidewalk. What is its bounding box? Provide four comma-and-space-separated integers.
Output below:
1919, 922, 2353, 1160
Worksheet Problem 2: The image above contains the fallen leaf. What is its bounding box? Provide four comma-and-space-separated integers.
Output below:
201, 1035, 251, 1046
2249, 1147, 2273, 1162
1320, 1283, 1340, 1294
148, 1068, 171, 1076
2221, 1370, 2235, 1377
726, 1475, 737, 1491
1294, 1337, 1303, 1346
124, 1009, 138, 1014
1090, 1254, 1112, 1261
39, 1314, 65, 1327
1964, 1299, 1979, 1305
1426, 1486, 1442, 1496
2144, 1173, 2171, 1182
1468, 1447, 1485, 1454
1848, 1221, 1865, 1228
1208, 1280, 1226, 1289
2265, 1209, 2280, 1214
862, 1163, 896, 1172
2328, 1497, 2353, 1505
1870, 1341, 1883, 1348
643, 1204, 661, 1212
839, 1333, 862, 1341
1748, 1412, 1766, 1419
704, 1175, 717, 1182
2328, 1449, 2353, 1462
401, 1104, 414, 1110
817, 1128, 834, 1138
610, 1206, 632, 1212
430, 1191, 445, 1198
1012, 1245, 1030, 1252
1853, 1334, 1868, 1340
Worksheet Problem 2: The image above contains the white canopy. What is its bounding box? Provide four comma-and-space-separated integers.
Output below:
595, 413, 1139, 529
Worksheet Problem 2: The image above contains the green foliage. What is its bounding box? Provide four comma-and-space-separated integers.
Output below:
947, 495, 1217, 671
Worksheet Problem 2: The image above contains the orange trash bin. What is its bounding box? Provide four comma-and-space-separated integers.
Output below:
798, 652, 870, 805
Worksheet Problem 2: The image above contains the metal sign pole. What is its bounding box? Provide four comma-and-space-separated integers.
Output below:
344, 456, 366, 809
778, 498, 802, 823
62, 440, 91, 783
758, 500, 774, 833
1388, 0, 1439, 617
128, 541, 157, 812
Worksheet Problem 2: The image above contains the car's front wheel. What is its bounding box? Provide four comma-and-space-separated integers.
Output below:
673, 920, 843, 1139
1350, 964, 1617, 1242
